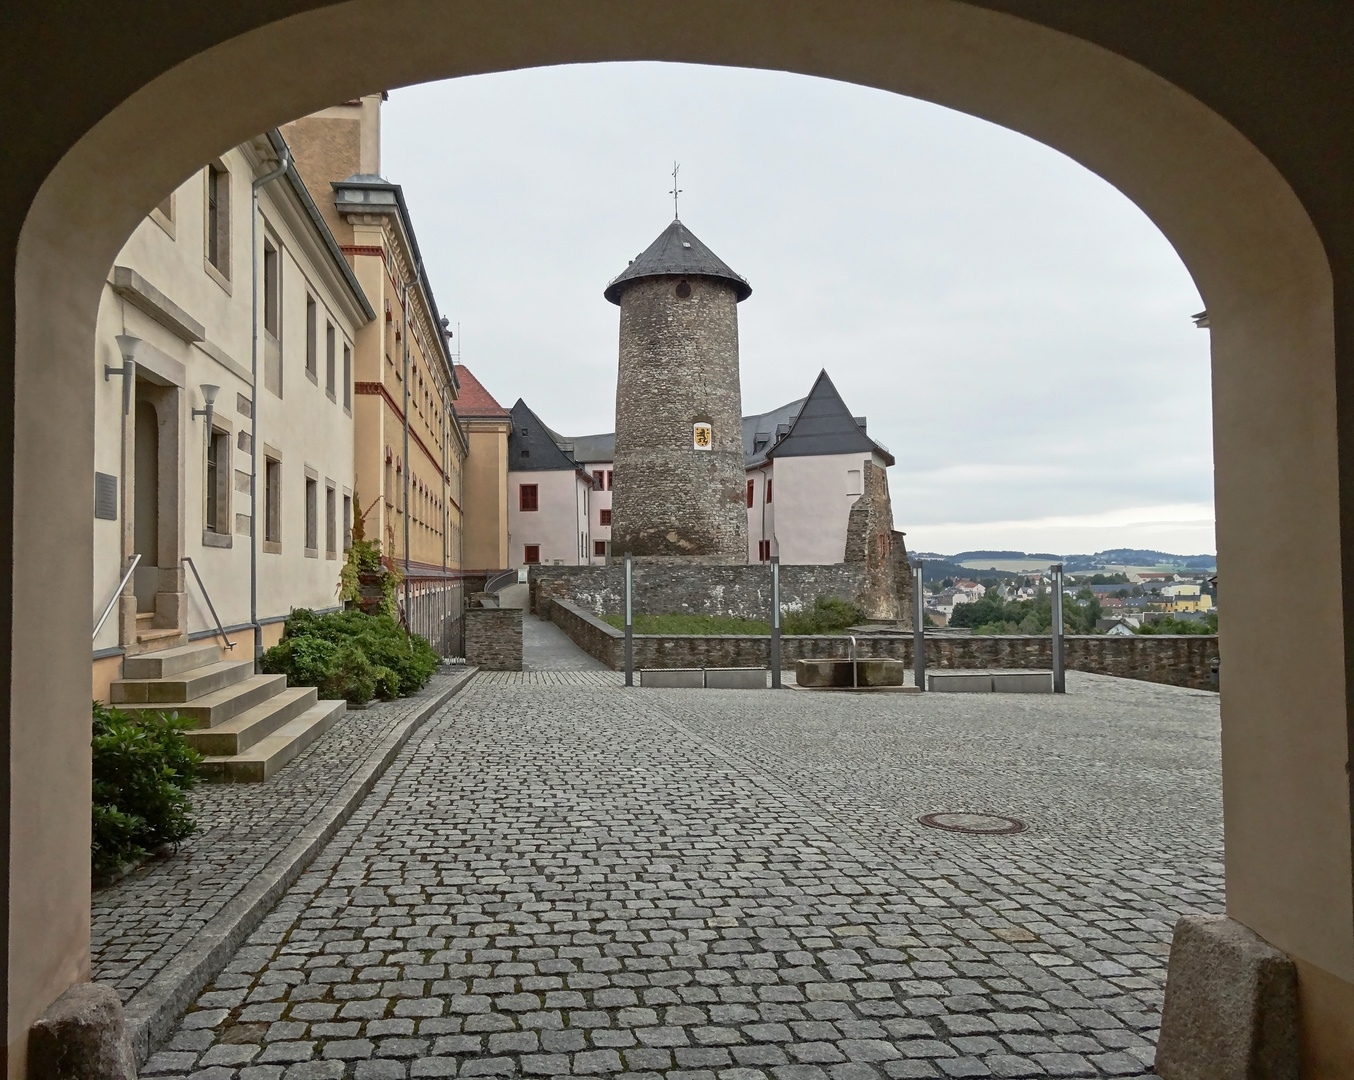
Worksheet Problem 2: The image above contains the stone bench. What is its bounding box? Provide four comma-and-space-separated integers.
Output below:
796, 658, 907, 689
926, 670, 1053, 693
639, 668, 767, 689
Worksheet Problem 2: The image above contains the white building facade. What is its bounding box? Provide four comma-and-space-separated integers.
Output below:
93, 131, 371, 697
506, 400, 591, 568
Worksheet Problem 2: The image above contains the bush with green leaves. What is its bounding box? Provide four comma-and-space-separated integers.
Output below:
262, 608, 438, 705
92, 702, 201, 877
780, 596, 866, 635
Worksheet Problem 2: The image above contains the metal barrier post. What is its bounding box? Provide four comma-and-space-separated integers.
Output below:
770, 556, 782, 688
913, 561, 926, 691
624, 552, 634, 687
1051, 562, 1066, 693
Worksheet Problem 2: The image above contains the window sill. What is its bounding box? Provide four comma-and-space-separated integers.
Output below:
304, 547, 319, 559
203, 258, 232, 295
326, 390, 336, 402
202, 530, 232, 548
326, 550, 338, 560
305, 369, 318, 385
262, 540, 282, 555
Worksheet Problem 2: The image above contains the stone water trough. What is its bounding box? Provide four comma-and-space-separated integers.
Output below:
795, 658, 913, 690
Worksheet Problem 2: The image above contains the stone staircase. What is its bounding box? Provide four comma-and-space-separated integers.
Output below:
110, 642, 345, 782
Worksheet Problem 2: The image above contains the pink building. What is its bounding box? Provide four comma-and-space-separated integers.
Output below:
505, 399, 592, 569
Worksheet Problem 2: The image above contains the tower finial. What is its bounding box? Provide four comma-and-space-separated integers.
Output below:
670, 161, 682, 220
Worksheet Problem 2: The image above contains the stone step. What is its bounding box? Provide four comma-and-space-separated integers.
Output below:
121, 673, 288, 728
181, 686, 318, 756
122, 641, 222, 680
135, 626, 181, 645
110, 659, 254, 705
200, 698, 347, 783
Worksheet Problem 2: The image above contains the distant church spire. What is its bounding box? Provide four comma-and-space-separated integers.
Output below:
670, 161, 682, 220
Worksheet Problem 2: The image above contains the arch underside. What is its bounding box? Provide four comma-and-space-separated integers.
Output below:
10, 1, 1349, 1075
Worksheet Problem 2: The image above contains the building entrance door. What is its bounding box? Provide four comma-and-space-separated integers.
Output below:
133, 394, 159, 612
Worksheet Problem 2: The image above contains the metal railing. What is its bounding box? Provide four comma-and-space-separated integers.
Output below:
182, 556, 236, 650
484, 569, 518, 594
93, 553, 141, 640
399, 575, 465, 658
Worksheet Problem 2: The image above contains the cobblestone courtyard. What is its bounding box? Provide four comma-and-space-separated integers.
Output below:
143, 671, 1222, 1080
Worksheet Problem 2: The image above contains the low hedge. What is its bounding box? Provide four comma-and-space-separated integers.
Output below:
262, 608, 439, 706
92, 702, 201, 877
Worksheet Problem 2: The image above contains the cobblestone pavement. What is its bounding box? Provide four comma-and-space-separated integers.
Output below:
93, 669, 470, 1002
145, 671, 1221, 1079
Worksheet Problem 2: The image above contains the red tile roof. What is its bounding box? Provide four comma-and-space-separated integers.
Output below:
454, 364, 509, 417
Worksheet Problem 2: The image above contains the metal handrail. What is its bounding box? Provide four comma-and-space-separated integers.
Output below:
182, 556, 236, 650
93, 554, 141, 640
849, 634, 859, 689
485, 569, 517, 593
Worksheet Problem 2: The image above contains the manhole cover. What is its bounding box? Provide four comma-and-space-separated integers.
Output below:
918, 812, 1027, 835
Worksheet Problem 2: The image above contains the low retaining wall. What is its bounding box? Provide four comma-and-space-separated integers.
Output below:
548, 600, 1218, 690
465, 608, 523, 671
532, 563, 874, 621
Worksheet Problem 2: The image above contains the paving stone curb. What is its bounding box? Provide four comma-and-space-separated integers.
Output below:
121, 666, 477, 1063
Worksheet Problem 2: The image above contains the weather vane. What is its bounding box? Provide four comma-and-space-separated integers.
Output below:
670, 161, 682, 220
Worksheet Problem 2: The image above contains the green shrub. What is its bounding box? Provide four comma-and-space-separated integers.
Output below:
600, 613, 772, 635
91, 702, 201, 877
262, 608, 438, 704
781, 596, 865, 635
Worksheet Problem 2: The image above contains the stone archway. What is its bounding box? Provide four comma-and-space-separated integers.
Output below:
6, 2, 1351, 1075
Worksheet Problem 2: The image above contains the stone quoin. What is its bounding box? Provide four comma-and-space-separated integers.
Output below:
607, 219, 751, 562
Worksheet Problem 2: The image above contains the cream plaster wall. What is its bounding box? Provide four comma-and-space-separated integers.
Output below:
507, 470, 590, 568
771, 453, 888, 565
462, 420, 509, 571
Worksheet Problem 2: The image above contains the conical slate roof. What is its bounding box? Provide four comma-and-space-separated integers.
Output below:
604, 219, 752, 304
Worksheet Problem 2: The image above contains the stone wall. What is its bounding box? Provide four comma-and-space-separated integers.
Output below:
464, 608, 523, 671
612, 274, 747, 561
843, 461, 906, 621
531, 563, 874, 622
547, 600, 1218, 689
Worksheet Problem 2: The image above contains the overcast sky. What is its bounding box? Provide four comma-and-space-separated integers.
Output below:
383, 62, 1214, 557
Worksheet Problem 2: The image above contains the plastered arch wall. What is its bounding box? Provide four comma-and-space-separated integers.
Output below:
12, 1, 1348, 1074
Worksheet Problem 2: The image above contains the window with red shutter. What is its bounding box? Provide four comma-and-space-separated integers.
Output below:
599, 509, 612, 526
519, 484, 538, 511
524, 545, 540, 564
747, 480, 754, 508
766, 479, 773, 503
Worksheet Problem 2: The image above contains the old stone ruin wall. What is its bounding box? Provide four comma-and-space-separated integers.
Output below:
842, 460, 912, 627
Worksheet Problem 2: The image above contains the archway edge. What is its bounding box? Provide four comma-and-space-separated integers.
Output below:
12, 0, 1349, 1075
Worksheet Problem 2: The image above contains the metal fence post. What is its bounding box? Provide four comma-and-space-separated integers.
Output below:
913, 560, 926, 691
1051, 562, 1066, 693
624, 552, 634, 687
770, 556, 782, 688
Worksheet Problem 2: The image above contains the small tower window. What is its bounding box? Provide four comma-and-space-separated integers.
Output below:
675, 280, 691, 299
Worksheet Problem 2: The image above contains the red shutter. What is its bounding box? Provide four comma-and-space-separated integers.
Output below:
524, 545, 540, 564
519, 484, 538, 511
766, 479, 773, 503
746, 480, 754, 508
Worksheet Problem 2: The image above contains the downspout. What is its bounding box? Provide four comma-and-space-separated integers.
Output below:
250, 145, 290, 666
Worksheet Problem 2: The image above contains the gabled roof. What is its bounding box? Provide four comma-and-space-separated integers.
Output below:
768, 370, 894, 466
604, 219, 752, 304
550, 429, 615, 464
453, 364, 508, 417
508, 399, 582, 472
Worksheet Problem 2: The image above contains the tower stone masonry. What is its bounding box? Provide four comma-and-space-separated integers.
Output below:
606, 220, 751, 562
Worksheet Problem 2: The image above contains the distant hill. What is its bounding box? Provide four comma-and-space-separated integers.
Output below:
913, 549, 1217, 575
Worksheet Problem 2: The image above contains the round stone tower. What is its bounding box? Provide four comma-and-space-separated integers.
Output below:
605, 219, 752, 562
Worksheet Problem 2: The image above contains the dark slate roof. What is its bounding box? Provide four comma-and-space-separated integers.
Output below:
604, 219, 752, 304
508, 400, 583, 473
743, 398, 805, 465
549, 429, 615, 464
768, 370, 894, 466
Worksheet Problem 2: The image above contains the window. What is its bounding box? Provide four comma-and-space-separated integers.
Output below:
599, 508, 612, 526
325, 322, 336, 399
305, 296, 317, 380
304, 476, 318, 555
263, 241, 279, 335
205, 428, 232, 536
606, 470, 613, 490
759, 540, 772, 562
593, 471, 605, 492
205, 163, 230, 277
519, 484, 539, 512
343, 493, 352, 550
326, 484, 337, 557
343, 344, 352, 410
524, 545, 541, 565
747, 479, 755, 508
520, 449, 530, 460
264, 457, 282, 547
766, 478, 773, 503
594, 541, 607, 558
521, 427, 529, 436
846, 469, 862, 495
